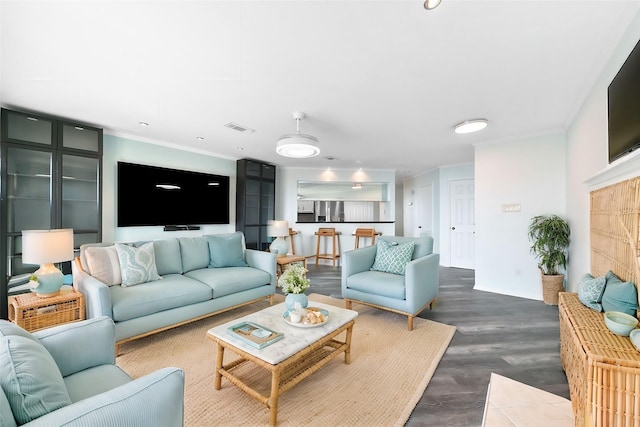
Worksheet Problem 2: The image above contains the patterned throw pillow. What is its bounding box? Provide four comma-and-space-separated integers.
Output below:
577, 273, 606, 312
115, 242, 161, 287
370, 240, 415, 275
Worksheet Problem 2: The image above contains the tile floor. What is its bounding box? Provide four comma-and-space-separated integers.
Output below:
482, 373, 574, 426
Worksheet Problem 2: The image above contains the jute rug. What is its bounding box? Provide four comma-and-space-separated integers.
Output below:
116, 294, 456, 427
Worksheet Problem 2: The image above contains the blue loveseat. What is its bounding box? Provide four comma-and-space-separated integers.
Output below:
341, 235, 440, 330
0, 316, 184, 427
73, 232, 277, 351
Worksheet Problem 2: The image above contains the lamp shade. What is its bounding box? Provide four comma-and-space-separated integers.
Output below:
22, 229, 74, 264
268, 220, 289, 237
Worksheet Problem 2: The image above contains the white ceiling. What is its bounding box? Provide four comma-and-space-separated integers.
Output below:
2, 0, 639, 180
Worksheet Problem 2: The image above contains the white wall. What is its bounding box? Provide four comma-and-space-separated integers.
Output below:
276, 167, 396, 259
102, 134, 237, 243
566, 11, 640, 291
474, 133, 566, 300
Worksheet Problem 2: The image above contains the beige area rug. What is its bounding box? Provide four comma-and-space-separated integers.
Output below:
117, 294, 456, 427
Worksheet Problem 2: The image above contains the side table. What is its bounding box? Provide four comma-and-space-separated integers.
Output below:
8, 288, 85, 332
276, 255, 307, 277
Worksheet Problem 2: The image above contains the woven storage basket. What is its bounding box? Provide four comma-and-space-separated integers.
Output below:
541, 274, 564, 305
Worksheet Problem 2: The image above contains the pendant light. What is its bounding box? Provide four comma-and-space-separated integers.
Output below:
276, 112, 320, 158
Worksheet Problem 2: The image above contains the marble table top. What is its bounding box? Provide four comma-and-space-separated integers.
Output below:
207, 300, 358, 365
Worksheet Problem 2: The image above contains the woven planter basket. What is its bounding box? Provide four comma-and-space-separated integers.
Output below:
541, 274, 564, 305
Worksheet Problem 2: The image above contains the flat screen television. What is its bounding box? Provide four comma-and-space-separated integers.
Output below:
608, 37, 640, 163
117, 161, 230, 227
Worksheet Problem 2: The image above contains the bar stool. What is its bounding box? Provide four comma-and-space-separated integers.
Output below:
288, 228, 298, 255
315, 227, 341, 266
354, 228, 379, 249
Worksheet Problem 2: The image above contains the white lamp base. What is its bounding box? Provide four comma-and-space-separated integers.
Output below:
269, 237, 289, 256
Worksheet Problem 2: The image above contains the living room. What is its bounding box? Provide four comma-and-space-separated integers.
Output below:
3, 1, 640, 426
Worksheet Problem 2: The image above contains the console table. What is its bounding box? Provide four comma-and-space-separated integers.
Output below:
8, 288, 85, 332
559, 292, 640, 426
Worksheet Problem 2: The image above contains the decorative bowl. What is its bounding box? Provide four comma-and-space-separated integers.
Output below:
604, 311, 638, 336
630, 329, 640, 351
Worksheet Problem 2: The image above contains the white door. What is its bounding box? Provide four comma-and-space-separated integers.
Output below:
415, 184, 433, 238
450, 179, 475, 269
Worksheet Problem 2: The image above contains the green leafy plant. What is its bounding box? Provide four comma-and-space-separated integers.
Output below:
528, 214, 570, 275
28, 274, 39, 283
278, 263, 310, 294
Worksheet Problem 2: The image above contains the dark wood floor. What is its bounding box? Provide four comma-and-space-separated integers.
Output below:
298, 263, 570, 427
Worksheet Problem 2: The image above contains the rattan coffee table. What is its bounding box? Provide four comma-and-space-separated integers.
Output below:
206, 300, 358, 426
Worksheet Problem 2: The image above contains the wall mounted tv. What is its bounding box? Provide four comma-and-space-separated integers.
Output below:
608, 37, 640, 163
117, 161, 230, 227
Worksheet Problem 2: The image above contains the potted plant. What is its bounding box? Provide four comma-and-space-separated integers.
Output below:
278, 263, 310, 310
528, 214, 571, 305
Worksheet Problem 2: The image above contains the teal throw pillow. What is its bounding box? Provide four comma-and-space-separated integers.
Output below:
577, 273, 606, 312
370, 239, 415, 275
206, 232, 248, 268
0, 335, 72, 424
601, 270, 638, 316
115, 242, 162, 287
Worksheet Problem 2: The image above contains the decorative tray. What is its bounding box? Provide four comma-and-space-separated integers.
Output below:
283, 307, 329, 328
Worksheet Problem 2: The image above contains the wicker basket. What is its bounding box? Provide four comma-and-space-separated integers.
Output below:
541, 274, 564, 305
8, 291, 85, 332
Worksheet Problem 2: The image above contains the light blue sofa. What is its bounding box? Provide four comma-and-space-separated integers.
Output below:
0, 316, 184, 427
341, 235, 439, 330
73, 232, 277, 351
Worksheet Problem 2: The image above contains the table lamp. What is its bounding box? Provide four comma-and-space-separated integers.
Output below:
268, 220, 289, 256
22, 229, 74, 297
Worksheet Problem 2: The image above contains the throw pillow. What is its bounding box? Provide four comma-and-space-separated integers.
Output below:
0, 335, 72, 424
577, 273, 606, 312
0, 320, 40, 344
601, 270, 639, 316
84, 246, 122, 286
370, 239, 415, 275
206, 232, 248, 268
115, 242, 161, 287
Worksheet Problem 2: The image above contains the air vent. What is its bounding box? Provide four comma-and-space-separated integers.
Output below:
224, 122, 254, 134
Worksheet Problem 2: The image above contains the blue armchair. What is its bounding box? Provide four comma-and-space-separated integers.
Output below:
341, 235, 440, 330
0, 316, 184, 427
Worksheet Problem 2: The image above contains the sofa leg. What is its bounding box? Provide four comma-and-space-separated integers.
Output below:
269, 295, 274, 306
408, 316, 414, 331
345, 299, 352, 310
429, 299, 436, 309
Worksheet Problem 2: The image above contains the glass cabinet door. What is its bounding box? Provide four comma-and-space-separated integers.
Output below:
61, 154, 100, 248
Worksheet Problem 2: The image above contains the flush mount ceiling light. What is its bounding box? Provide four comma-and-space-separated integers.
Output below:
424, 0, 442, 10
276, 112, 320, 158
454, 119, 488, 134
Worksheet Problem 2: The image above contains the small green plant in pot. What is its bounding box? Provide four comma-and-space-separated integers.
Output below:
528, 214, 570, 305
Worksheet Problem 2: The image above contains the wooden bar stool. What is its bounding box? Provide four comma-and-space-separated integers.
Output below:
288, 228, 298, 255
315, 227, 341, 266
354, 228, 379, 249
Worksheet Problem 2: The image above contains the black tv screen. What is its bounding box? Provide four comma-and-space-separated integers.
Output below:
608, 37, 640, 163
117, 161, 230, 227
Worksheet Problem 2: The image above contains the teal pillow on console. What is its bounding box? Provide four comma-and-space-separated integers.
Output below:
577, 273, 606, 312
370, 239, 415, 275
206, 232, 248, 268
0, 335, 72, 424
602, 270, 638, 316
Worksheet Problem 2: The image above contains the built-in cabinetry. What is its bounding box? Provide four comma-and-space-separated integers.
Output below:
236, 159, 275, 251
0, 108, 103, 319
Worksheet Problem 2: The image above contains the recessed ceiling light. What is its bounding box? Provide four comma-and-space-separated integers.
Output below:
197, 136, 204, 141
237, 147, 245, 151
454, 119, 488, 134
424, 0, 442, 10
139, 121, 149, 127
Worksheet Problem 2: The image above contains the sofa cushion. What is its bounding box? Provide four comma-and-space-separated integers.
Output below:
151, 238, 183, 275
0, 320, 40, 343
0, 335, 72, 425
115, 242, 162, 287
380, 235, 433, 260
206, 232, 248, 268
85, 245, 122, 286
178, 237, 210, 272
602, 270, 638, 316
110, 274, 212, 322
578, 273, 606, 312
64, 364, 132, 403
0, 387, 17, 427
346, 270, 406, 299
185, 267, 270, 298
371, 239, 415, 275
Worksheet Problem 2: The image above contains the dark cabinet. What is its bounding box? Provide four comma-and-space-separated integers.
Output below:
1, 108, 103, 319
236, 159, 276, 251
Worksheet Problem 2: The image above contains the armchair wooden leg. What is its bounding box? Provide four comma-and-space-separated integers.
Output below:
345, 299, 353, 310
408, 316, 414, 331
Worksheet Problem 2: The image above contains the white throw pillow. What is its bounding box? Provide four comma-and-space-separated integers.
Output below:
85, 246, 122, 286
115, 242, 161, 287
